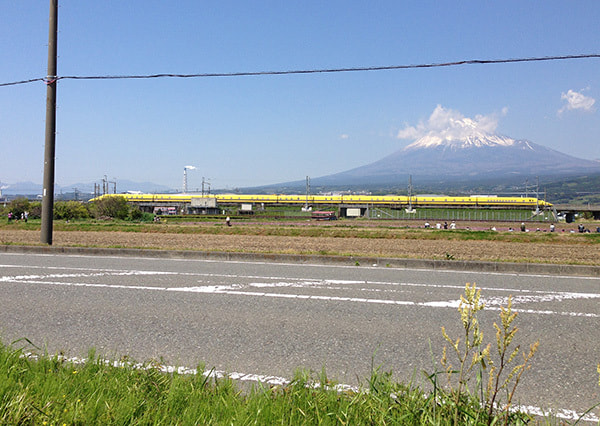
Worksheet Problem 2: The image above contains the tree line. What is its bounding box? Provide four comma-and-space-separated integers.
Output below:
1, 196, 149, 221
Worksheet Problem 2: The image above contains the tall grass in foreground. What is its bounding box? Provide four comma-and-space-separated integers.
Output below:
0, 284, 557, 424
0, 343, 536, 425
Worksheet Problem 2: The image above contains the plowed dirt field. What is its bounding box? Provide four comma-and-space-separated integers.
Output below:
2, 220, 599, 265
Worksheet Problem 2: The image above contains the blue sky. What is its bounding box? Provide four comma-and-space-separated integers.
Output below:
1, 1, 599, 191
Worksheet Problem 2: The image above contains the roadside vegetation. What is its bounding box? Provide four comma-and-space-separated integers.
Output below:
2, 284, 578, 425
0, 196, 152, 223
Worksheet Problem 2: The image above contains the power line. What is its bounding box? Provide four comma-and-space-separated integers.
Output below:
1, 53, 599, 88
0, 77, 46, 87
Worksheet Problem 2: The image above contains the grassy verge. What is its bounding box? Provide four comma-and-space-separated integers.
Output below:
2, 218, 599, 245
1, 340, 533, 425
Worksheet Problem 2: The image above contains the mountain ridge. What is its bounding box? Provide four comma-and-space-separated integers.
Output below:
0, 180, 175, 196
311, 134, 600, 185
4, 133, 599, 197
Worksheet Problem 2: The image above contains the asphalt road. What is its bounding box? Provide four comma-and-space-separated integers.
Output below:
1, 251, 599, 419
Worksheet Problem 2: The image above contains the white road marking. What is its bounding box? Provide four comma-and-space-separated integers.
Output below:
2, 266, 599, 317
2, 252, 600, 281
22, 351, 600, 423
2, 262, 599, 297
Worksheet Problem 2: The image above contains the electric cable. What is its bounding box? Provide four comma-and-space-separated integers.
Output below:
1, 53, 599, 88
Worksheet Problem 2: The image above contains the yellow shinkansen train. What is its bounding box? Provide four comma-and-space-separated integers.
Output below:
90, 193, 552, 208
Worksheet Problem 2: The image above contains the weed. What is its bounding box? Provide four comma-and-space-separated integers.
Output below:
438, 283, 538, 425
484, 296, 539, 422
440, 283, 488, 422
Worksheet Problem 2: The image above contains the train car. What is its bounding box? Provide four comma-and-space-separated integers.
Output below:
89, 193, 552, 209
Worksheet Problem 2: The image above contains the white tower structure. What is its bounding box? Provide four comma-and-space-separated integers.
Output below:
183, 165, 196, 193
0, 183, 7, 200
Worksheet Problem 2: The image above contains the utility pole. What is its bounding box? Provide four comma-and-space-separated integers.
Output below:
109, 178, 117, 194
201, 177, 210, 196
406, 175, 416, 214
536, 176, 540, 214
41, 0, 58, 245
304, 176, 310, 211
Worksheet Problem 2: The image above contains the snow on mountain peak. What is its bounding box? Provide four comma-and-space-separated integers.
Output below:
397, 105, 521, 151
403, 129, 518, 151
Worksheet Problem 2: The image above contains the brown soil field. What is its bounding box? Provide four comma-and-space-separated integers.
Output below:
2, 219, 599, 265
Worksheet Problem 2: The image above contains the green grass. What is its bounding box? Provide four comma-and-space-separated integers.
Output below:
0, 339, 533, 425
2, 217, 599, 247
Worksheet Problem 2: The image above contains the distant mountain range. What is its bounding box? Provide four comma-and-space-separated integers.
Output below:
256, 130, 600, 193
0, 180, 174, 197
4, 130, 599, 199
317, 133, 600, 185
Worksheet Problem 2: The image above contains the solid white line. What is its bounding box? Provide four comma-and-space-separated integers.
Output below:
2, 252, 599, 281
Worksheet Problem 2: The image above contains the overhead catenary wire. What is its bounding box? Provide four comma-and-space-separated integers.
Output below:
1, 53, 599, 88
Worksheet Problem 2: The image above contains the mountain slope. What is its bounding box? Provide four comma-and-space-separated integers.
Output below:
312, 133, 600, 186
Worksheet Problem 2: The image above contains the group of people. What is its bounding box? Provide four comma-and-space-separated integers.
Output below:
422, 220, 600, 233
577, 224, 600, 233
424, 221, 456, 229
7, 211, 28, 222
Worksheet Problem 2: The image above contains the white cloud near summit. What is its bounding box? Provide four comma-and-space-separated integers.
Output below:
396, 105, 507, 141
558, 89, 596, 115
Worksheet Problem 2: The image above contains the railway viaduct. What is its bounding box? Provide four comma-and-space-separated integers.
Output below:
553, 204, 600, 222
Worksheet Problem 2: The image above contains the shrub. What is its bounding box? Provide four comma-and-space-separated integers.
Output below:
54, 201, 90, 220
91, 196, 130, 220
28, 202, 42, 219
128, 206, 144, 221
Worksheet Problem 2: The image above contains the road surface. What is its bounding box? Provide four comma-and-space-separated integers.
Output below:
1, 251, 599, 419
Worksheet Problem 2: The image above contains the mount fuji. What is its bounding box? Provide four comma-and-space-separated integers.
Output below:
308, 131, 600, 187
